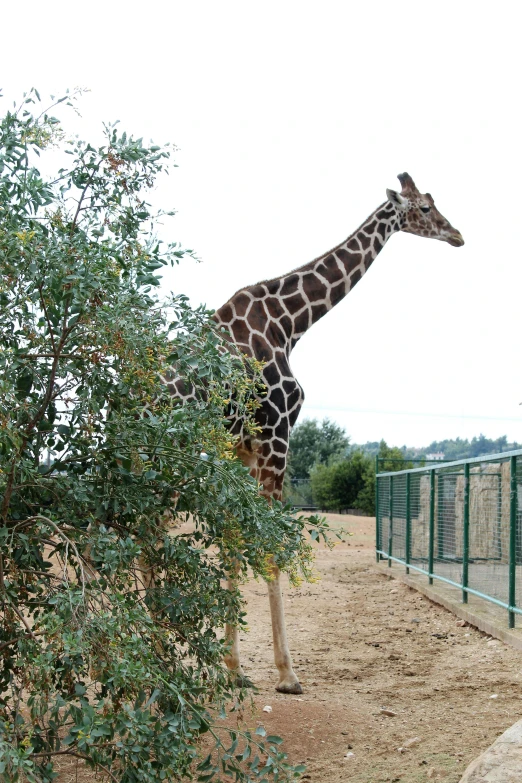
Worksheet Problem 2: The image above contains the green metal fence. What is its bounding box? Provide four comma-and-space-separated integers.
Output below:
376, 449, 522, 628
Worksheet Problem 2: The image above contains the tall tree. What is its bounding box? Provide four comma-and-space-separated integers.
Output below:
0, 89, 319, 783
376, 440, 413, 473
288, 418, 349, 480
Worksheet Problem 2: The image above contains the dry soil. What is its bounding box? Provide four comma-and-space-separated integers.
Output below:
56, 514, 522, 782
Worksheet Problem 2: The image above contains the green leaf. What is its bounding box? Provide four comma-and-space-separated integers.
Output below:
16, 369, 33, 397
144, 687, 161, 707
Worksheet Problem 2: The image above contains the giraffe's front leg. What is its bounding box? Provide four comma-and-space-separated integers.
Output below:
266, 558, 303, 694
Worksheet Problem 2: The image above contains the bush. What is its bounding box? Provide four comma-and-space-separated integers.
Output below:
0, 90, 325, 783
287, 419, 349, 480
310, 451, 374, 513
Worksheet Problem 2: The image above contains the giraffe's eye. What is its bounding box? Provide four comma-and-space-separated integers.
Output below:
420, 205, 431, 214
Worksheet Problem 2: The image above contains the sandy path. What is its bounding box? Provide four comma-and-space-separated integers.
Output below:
238, 514, 522, 782
55, 513, 522, 782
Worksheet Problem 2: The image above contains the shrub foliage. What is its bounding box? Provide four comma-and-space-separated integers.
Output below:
0, 90, 324, 782
310, 451, 374, 514
287, 419, 349, 481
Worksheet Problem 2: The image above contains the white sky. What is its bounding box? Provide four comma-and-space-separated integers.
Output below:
2, 0, 522, 448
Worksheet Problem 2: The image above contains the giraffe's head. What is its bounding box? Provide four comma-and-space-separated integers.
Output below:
386, 173, 464, 247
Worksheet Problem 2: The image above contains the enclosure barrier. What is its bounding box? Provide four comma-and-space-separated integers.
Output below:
375, 449, 522, 628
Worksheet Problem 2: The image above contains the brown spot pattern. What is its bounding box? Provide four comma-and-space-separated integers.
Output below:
164, 177, 462, 500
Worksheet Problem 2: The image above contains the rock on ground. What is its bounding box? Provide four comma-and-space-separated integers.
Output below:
458, 719, 522, 782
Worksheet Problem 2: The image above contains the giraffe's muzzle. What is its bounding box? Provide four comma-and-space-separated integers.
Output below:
447, 231, 465, 247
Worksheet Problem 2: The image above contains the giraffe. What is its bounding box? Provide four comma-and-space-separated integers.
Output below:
168, 172, 464, 694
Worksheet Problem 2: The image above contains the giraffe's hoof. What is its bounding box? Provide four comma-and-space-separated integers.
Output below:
236, 674, 255, 689
275, 681, 303, 695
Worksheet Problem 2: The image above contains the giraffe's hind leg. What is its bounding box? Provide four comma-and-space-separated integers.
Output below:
236, 440, 302, 692
259, 464, 303, 692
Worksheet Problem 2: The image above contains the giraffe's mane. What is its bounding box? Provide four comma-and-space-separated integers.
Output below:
224, 201, 388, 302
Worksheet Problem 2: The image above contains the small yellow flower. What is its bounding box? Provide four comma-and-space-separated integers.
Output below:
15, 230, 36, 245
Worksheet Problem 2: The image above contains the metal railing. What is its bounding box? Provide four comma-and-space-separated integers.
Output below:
376, 449, 522, 628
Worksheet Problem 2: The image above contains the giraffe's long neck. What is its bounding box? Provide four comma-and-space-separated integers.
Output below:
275, 200, 402, 349
214, 200, 402, 357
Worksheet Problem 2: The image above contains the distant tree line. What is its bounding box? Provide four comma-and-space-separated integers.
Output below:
286, 421, 521, 514
352, 434, 521, 462
285, 419, 411, 514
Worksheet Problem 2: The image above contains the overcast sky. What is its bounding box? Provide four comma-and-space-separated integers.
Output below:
2, 1, 522, 448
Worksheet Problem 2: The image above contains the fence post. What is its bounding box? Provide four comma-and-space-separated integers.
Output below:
406, 472, 411, 575
509, 455, 518, 628
375, 456, 380, 563
388, 475, 394, 568
429, 470, 435, 585
462, 463, 470, 604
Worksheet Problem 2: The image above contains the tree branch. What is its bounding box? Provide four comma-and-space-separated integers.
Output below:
38, 284, 57, 355
30, 749, 119, 783
71, 163, 100, 232
0, 628, 46, 653
5, 597, 38, 642
22, 515, 87, 602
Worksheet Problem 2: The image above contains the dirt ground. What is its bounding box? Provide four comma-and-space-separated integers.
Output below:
56, 513, 522, 782
236, 513, 522, 782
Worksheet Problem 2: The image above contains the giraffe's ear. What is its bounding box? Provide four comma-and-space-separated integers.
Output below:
386, 189, 408, 210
